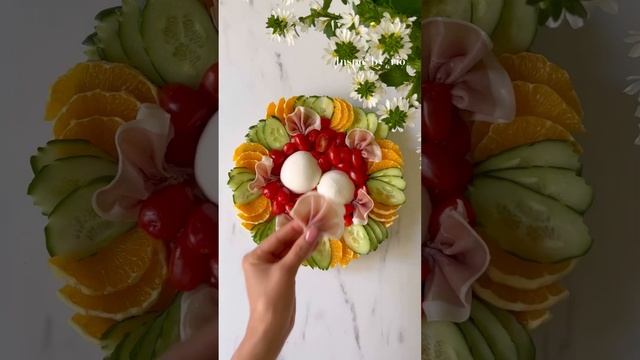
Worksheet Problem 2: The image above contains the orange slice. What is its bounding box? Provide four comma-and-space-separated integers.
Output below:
284, 96, 298, 116
483, 236, 577, 290
499, 53, 583, 117
330, 98, 344, 131
235, 151, 266, 166
368, 159, 401, 174
513, 81, 584, 133
275, 97, 286, 121
266, 102, 277, 119
58, 241, 167, 321
233, 143, 268, 161
376, 139, 401, 155
53, 90, 139, 138
241, 222, 256, 231
49, 228, 155, 296
235, 196, 270, 217
472, 116, 577, 162
336, 98, 354, 131
60, 116, 125, 158
373, 202, 401, 215
471, 121, 492, 151
45, 62, 157, 121
369, 210, 399, 223
236, 159, 259, 171
69, 314, 117, 343
473, 274, 568, 312
513, 310, 551, 330
237, 203, 271, 224
381, 220, 394, 228
329, 239, 343, 268
340, 242, 355, 267
381, 148, 404, 167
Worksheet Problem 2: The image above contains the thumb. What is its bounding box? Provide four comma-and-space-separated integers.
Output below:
279, 226, 320, 273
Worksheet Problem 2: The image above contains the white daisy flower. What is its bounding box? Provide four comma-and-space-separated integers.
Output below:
369, 13, 413, 63
340, 9, 360, 29
377, 96, 416, 131
266, 7, 299, 45
351, 70, 383, 108
625, 31, 640, 58
546, 0, 618, 29
324, 27, 367, 72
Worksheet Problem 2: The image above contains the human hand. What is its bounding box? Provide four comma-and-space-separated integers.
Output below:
232, 221, 320, 360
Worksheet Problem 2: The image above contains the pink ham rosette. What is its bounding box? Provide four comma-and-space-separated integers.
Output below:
275, 192, 345, 240
422, 18, 515, 123
248, 156, 275, 192
92, 104, 191, 221
351, 188, 374, 225
423, 191, 489, 322
345, 128, 382, 162
284, 107, 321, 136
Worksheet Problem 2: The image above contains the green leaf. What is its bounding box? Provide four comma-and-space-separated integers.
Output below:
379, 64, 411, 87
564, 0, 588, 18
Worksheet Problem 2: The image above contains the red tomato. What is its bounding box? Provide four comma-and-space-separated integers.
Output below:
320, 118, 331, 129
307, 129, 320, 143
185, 202, 218, 256
283, 142, 298, 156
421, 142, 472, 197
352, 149, 364, 169
328, 146, 342, 166
441, 115, 471, 160
339, 147, 352, 164
344, 203, 355, 214
276, 188, 291, 204
165, 130, 202, 167
349, 169, 367, 187
422, 82, 454, 143
270, 150, 286, 167
334, 134, 346, 147
318, 155, 332, 172
138, 183, 197, 241
315, 131, 333, 153
169, 231, 210, 291
343, 214, 353, 226
159, 84, 214, 135
335, 162, 351, 174
262, 181, 281, 200
199, 63, 219, 111
428, 196, 475, 239
292, 134, 310, 151
272, 200, 286, 215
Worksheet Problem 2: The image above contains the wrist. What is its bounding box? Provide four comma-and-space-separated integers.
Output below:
233, 318, 284, 360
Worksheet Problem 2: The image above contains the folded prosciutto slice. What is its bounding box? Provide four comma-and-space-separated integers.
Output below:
422, 18, 515, 123
248, 156, 274, 192
423, 195, 490, 323
284, 107, 321, 136
352, 188, 374, 225
345, 129, 382, 162
276, 192, 345, 240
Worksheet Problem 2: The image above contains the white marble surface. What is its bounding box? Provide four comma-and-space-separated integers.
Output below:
217, 1, 421, 359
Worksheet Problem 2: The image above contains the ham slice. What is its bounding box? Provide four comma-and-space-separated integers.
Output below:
248, 156, 274, 192
423, 196, 490, 323
284, 107, 321, 136
352, 188, 374, 225
278, 192, 345, 239
92, 104, 190, 221
422, 18, 515, 123
345, 129, 382, 162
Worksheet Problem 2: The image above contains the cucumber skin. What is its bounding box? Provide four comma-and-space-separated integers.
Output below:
311, 238, 332, 270
485, 302, 536, 360
100, 314, 156, 355
343, 225, 371, 255
94, 7, 130, 63
457, 321, 496, 360
154, 294, 182, 356
471, 0, 505, 35
491, 0, 539, 54
366, 179, 406, 206
474, 140, 581, 174
470, 301, 518, 360
130, 312, 167, 359
232, 180, 261, 205
264, 117, 289, 150
30, 139, 111, 175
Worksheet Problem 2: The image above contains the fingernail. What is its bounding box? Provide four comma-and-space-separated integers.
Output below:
304, 226, 319, 243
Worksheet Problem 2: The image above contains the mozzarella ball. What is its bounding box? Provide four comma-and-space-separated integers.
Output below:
280, 151, 322, 194
317, 170, 355, 205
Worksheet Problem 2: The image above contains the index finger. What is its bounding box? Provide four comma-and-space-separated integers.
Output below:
248, 220, 304, 263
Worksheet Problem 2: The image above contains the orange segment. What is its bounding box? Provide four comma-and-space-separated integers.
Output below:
329, 239, 343, 268
235, 151, 265, 166
330, 98, 343, 131
45, 62, 157, 121
381, 148, 404, 167
233, 143, 268, 161
471, 121, 491, 151
60, 116, 125, 158
472, 116, 577, 162
513, 81, 584, 133
499, 53, 583, 117
373, 202, 401, 215
266, 102, 277, 119
241, 222, 256, 231
237, 203, 272, 224
369, 210, 399, 223
53, 90, 139, 138
235, 196, 270, 217
340, 242, 355, 267
513, 310, 551, 330
473, 274, 569, 312
236, 159, 259, 171
284, 96, 298, 116
368, 159, 401, 174
376, 139, 401, 155
336, 98, 354, 131
58, 241, 167, 321
69, 314, 117, 343
275, 97, 286, 120
49, 228, 154, 296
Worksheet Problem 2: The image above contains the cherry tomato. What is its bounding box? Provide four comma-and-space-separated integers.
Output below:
422, 82, 454, 143
185, 202, 218, 256
311, 151, 323, 160
159, 84, 214, 135
318, 155, 332, 172
262, 181, 281, 200
335, 162, 351, 174
321, 118, 331, 129
272, 200, 286, 215
276, 188, 291, 204
345, 203, 354, 214
349, 169, 367, 187
328, 146, 342, 166
352, 149, 364, 169
315, 131, 333, 153
343, 214, 353, 226
334, 134, 346, 147
307, 129, 320, 143
421, 142, 472, 197
138, 183, 197, 241
283, 142, 298, 156
441, 115, 471, 160
270, 150, 286, 167
339, 147, 352, 164
292, 134, 310, 151
165, 130, 202, 167
199, 63, 219, 111
169, 231, 210, 291
428, 197, 475, 239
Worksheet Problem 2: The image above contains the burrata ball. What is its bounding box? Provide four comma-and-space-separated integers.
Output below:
317, 170, 355, 205
280, 151, 322, 194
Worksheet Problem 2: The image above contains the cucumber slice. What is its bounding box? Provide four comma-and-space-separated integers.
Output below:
374, 122, 389, 139
485, 303, 536, 360
474, 141, 581, 174
246, 125, 259, 143
491, 0, 538, 54
366, 179, 406, 206
154, 295, 182, 356
488, 167, 593, 213
343, 225, 371, 255
351, 108, 369, 130
366, 113, 378, 133
141, 0, 217, 87
363, 224, 378, 252
229, 167, 253, 177
95, 7, 129, 63
369, 218, 388, 243
111, 320, 153, 360
310, 96, 334, 119
471, 0, 505, 34
28, 156, 117, 215
82, 33, 104, 60
422, 321, 473, 360
375, 175, 406, 191
468, 176, 592, 263
119, 0, 165, 85
101, 314, 156, 355
303, 96, 319, 109
232, 180, 261, 205
423, 0, 472, 21
31, 139, 111, 174
369, 167, 403, 178
130, 312, 167, 359
457, 321, 495, 360
251, 218, 275, 244
255, 120, 269, 149
294, 96, 306, 108
311, 237, 332, 270
264, 117, 290, 150
305, 255, 318, 269
469, 300, 518, 360
45, 177, 135, 259
227, 172, 255, 192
